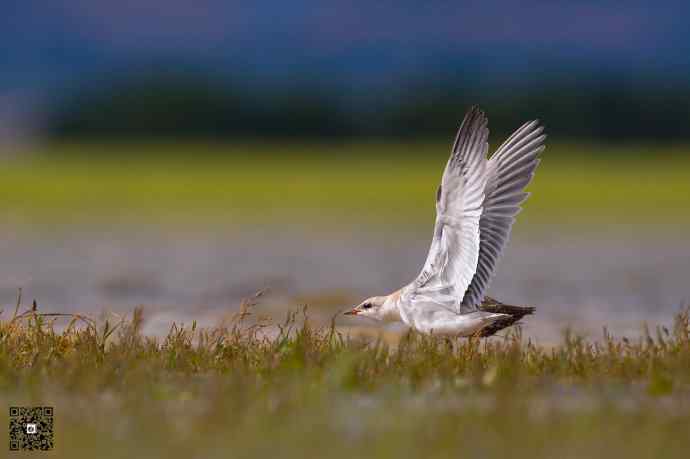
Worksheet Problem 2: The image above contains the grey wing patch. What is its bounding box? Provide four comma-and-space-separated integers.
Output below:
461, 119, 546, 308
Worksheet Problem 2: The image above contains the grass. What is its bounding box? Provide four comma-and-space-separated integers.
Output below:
1, 294, 689, 458
2, 141, 689, 227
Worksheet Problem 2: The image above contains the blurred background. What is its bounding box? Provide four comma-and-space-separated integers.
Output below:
1, 1, 688, 342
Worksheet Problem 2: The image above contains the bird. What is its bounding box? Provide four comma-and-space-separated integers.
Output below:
345, 106, 544, 337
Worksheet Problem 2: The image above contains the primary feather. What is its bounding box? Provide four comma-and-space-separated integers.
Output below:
462, 119, 545, 308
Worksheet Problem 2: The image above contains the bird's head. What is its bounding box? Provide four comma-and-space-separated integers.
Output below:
344, 296, 389, 321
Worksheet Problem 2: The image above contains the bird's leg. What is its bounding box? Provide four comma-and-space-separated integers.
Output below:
472, 327, 485, 339
465, 330, 481, 352
443, 336, 454, 352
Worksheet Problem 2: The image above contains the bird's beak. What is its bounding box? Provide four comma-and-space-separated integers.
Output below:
344, 308, 359, 316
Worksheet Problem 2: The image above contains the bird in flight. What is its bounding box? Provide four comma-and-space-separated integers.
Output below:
345, 106, 545, 337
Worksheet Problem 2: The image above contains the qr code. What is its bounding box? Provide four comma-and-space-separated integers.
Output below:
9, 406, 54, 451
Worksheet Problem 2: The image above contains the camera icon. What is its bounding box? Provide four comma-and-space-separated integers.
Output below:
26, 423, 38, 434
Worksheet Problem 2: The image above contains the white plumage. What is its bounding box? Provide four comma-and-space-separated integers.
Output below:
346, 107, 545, 337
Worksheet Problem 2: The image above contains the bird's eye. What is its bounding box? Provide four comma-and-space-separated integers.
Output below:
362, 303, 372, 309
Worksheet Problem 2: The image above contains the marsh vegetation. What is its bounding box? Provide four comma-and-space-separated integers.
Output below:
1, 295, 689, 458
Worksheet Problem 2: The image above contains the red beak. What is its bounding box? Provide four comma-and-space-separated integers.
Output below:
344, 308, 359, 316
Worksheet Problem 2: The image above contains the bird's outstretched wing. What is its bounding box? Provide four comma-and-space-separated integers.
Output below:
408, 106, 489, 314
461, 119, 546, 308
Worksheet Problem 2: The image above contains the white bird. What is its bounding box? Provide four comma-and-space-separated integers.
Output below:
345, 106, 545, 337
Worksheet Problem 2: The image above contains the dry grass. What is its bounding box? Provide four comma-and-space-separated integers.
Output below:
1, 294, 689, 458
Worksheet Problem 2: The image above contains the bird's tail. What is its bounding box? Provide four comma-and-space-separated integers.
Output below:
477, 296, 535, 337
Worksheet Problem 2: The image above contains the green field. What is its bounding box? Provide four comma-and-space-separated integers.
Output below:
3, 142, 689, 227
1, 302, 689, 458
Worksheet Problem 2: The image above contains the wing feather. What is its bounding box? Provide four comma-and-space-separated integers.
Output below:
405, 108, 546, 314
461, 120, 546, 308
409, 106, 489, 314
